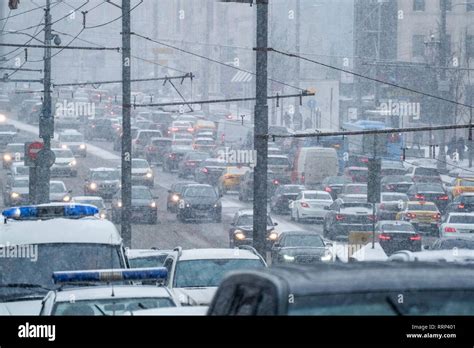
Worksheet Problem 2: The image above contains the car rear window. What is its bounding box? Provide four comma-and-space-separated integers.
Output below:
415, 167, 438, 176
448, 215, 474, 224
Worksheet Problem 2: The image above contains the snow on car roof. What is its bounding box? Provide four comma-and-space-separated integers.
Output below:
0, 218, 122, 246
90, 167, 118, 172
72, 196, 104, 202
446, 212, 474, 216
179, 248, 261, 261
126, 249, 172, 259
124, 306, 207, 316
53, 285, 173, 302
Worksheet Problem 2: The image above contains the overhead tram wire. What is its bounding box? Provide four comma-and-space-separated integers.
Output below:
131, 32, 305, 92
84, 0, 143, 29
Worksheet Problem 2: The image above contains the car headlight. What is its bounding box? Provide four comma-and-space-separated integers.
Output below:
146, 172, 153, 178
63, 195, 71, 202
321, 252, 333, 262
0, 114, 6, 123
10, 192, 19, 199
3, 154, 11, 161
171, 194, 179, 202
89, 182, 97, 190
99, 212, 107, 219
69, 160, 77, 166
234, 230, 246, 240
61, 144, 68, 150
268, 231, 278, 241
283, 254, 295, 262
117, 201, 122, 208
80, 144, 86, 149
150, 201, 156, 208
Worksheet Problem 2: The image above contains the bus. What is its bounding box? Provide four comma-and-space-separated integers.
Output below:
342, 120, 403, 166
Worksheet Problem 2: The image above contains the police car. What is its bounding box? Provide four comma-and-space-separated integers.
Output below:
40, 268, 179, 316
162, 247, 267, 306
0, 204, 128, 315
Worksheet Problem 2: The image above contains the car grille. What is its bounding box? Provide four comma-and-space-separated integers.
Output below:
193, 204, 212, 210
295, 255, 321, 263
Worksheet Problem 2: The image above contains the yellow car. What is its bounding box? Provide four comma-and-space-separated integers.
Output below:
396, 201, 440, 235
451, 178, 474, 198
218, 166, 250, 194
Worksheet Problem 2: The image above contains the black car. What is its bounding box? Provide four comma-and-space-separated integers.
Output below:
271, 231, 333, 264
323, 199, 374, 241
406, 183, 450, 213
85, 118, 115, 141
208, 263, 474, 315
145, 137, 172, 165
84, 167, 121, 199
376, 221, 421, 255
239, 170, 279, 202
166, 181, 194, 213
229, 209, 278, 248
162, 144, 193, 172
194, 158, 226, 186
377, 192, 408, 220
381, 175, 414, 193
178, 151, 209, 178
429, 237, 474, 250
270, 185, 305, 214
176, 184, 222, 222
320, 176, 352, 200
111, 186, 158, 224
445, 193, 474, 214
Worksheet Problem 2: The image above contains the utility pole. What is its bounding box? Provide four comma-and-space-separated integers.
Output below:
121, 0, 132, 248
253, 0, 269, 258
153, 1, 159, 79
437, 0, 448, 172
202, 0, 213, 115
470, 106, 473, 168
294, 0, 300, 130
36, 0, 53, 204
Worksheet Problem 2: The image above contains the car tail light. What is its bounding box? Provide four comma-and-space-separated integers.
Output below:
201, 167, 209, 174
386, 184, 395, 191
324, 186, 332, 193
368, 215, 377, 222
458, 203, 465, 209
409, 234, 421, 241
273, 179, 280, 185
171, 127, 178, 132
379, 203, 385, 209
300, 202, 310, 208
379, 234, 391, 241
148, 146, 156, 151
301, 172, 305, 184
406, 212, 416, 219
444, 226, 456, 233
415, 194, 425, 200
187, 128, 194, 132
169, 153, 176, 159
335, 214, 345, 221
438, 195, 449, 200
360, 157, 369, 163
433, 213, 441, 220
186, 161, 196, 166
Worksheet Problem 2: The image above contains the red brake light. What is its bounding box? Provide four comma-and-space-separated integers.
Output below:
368, 215, 377, 222
415, 194, 425, 200
433, 213, 441, 220
409, 234, 422, 241
379, 234, 391, 241
300, 202, 310, 208
458, 203, 465, 209
202, 167, 209, 174
187, 128, 194, 132
386, 184, 395, 191
361, 157, 369, 163
406, 212, 416, 219
438, 195, 449, 200
273, 179, 280, 185
324, 186, 332, 193
335, 214, 345, 221
444, 227, 456, 233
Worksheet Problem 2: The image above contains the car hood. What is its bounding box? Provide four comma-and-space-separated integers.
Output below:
0, 299, 42, 315
235, 225, 274, 232
278, 247, 327, 256
49, 192, 67, 200
131, 198, 153, 206
184, 196, 219, 205
173, 287, 217, 306
54, 157, 74, 165
132, 168, 150, 175
12, 187, 29, 195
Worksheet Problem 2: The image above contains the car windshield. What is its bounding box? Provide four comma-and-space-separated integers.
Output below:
174, 259, 264, 288
132, 187, 152, 200
184, 186, 217, 198
381, 224, 414, 232
344, 185, 367, 194
187, 152, 208, 160
416, 184, 444, 192
128, 255, 168, 268
268, 157, 290, 166
236, 215, 273, 226
61, 135, 83, 142
448, 215, 474, 224
91, 171, 120, 181
13, 178, 29, 187
439, 239, 474, 250
288, 291, 474, 315
132, 160, 149, 169
415, 168, 438, 176
14, 166, 29, 175
284, 235, 324, 247
326, 177, 351, 185
53, 149, 73, 158
53, 297, 175, 316
0, 124, 16, 132
383, 176, 413, 184
409, 204, 438, 211
227, 167, 249, 175
281, 186, 304, 194
382, 194, 408, 202
459, 180, 474, 187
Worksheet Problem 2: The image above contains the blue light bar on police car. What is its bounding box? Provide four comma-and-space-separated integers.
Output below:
2, 204, 99, 220
52, 267, 168, 284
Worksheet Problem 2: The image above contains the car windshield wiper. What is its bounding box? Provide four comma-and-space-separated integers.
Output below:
0, 283, 51, 291
386, 296, 405, 316
94, 304, 109, 316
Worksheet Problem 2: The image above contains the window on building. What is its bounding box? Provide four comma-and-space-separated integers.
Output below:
412, 35, 425, 57
413, 0, 425, 11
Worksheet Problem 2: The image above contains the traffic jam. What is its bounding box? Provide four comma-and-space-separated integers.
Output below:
0, 0, 473, 321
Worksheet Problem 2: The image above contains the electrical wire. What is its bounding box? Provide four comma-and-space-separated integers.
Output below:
84, 0, 143, 29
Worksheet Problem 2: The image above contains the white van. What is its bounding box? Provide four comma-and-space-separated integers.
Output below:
291, 147, 338, 187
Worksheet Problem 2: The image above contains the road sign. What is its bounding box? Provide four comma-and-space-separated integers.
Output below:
36, 149, 56, 167
24, 142, 44, 166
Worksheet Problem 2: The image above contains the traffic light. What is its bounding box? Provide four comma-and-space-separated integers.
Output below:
9, 0, 20, 10
367, 158, 381, 204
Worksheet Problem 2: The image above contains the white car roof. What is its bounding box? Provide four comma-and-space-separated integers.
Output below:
91, 167, 118, 172
53, 286, 173, 303
447, 212, 474, 217
72, 196, 104, 202
124, 306, 208, 316
390, 249, 474, 262
0, 218, 122, 246
126, 249, 171, 259
178, 248, 261, 261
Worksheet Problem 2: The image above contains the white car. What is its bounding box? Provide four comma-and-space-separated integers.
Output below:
131, 158, 154, 188
162, 247, 267, 306
439, 212, 474, 239
289, 190, 333, 222
58, 129, 87, 157
51, 148, 77, 177
338, 183, 368, 202
40, 269, 178, 316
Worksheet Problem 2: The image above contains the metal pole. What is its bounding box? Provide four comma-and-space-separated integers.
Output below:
294, 0, 300, 130
37, 0, 52, 204
121, 0, 132, 248
202, 0, 213, 115
372, 134, 376, 249
153, 1, 159, 79
253, 0, 269, 258
470, 107, 473, 168
437, 0, 448, 172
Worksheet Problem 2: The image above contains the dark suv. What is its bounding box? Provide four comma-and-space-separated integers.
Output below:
239, 170, 279, 202
85, 118, 115, 141
145, 137, 172, 165
229, 209, 278, 248
176, 184, 222, 222
84, 167, 121, 199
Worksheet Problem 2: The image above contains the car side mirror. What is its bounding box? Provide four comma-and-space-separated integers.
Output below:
273, 222, 278, 226
423, 245, 430, 250
68, 190, 73, 194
